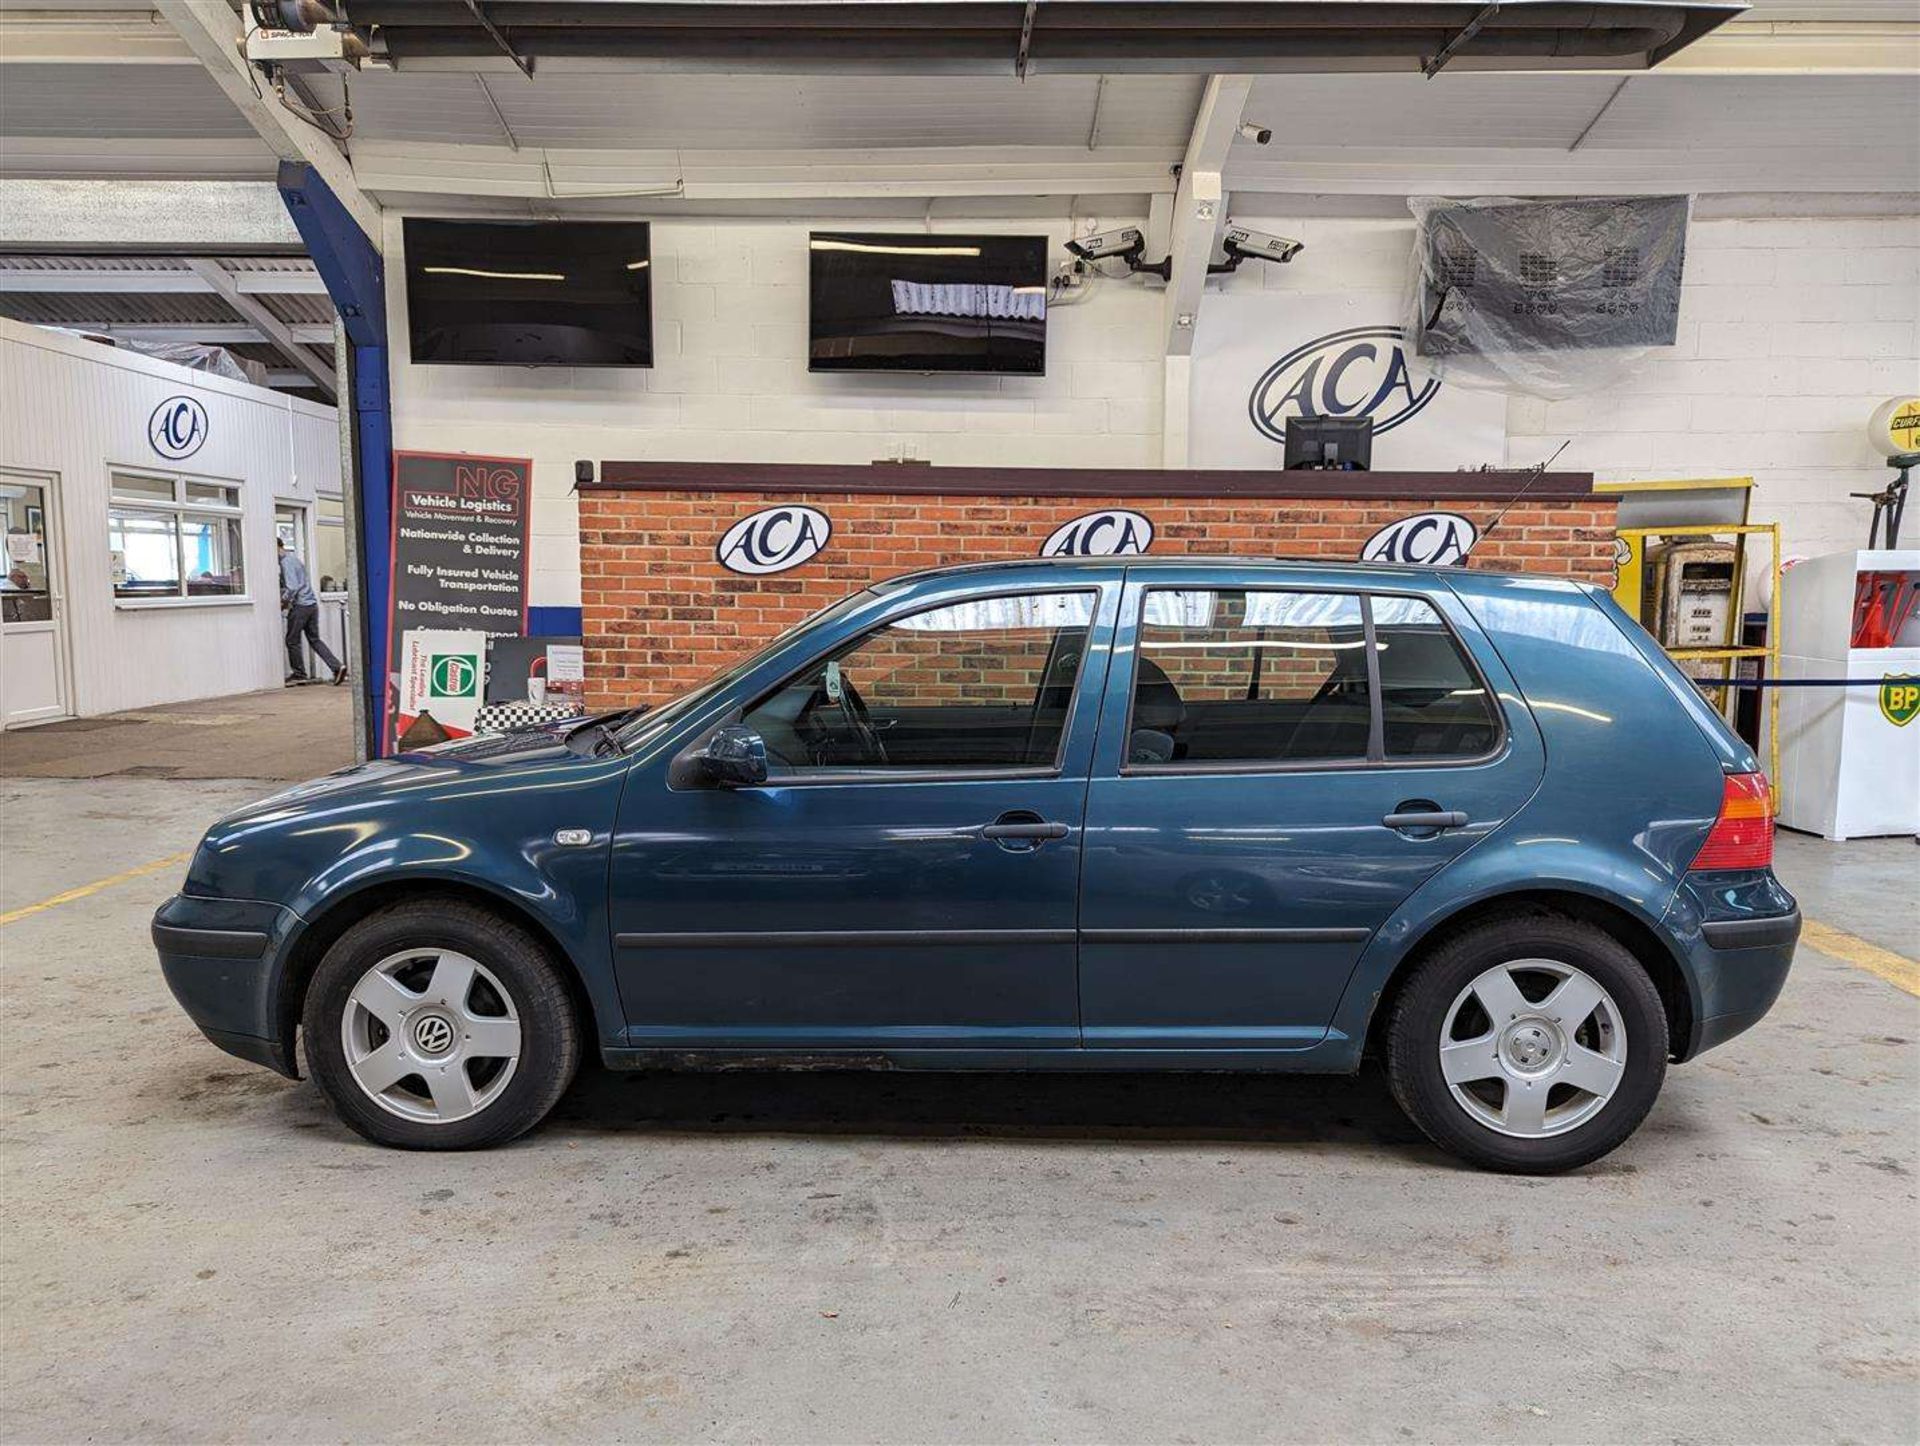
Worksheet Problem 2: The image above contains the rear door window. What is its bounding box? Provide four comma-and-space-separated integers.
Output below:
1373, 596, 1503, 759
1127, 587, 1500, 769
1130, 589, 1372, 765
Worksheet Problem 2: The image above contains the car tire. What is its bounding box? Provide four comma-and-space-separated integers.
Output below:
301, 899, 580, 1150
1385, 914, 1668, 1174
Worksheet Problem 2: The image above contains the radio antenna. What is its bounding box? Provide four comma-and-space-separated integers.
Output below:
1475, 439, 1572, 548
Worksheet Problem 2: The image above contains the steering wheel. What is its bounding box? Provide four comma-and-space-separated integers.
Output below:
835, 676, 889, 765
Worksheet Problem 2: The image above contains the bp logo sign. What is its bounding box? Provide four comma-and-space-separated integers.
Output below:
1880, 674, 1919, 727
1249, 325, 1440, 444
431, 654, 478, 698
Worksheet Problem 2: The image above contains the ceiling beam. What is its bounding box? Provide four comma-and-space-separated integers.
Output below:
184, 257, 336, 398
41, 322, 335, 345
348, 141, 1182, 203
151, 0, 383, 247
1161, 74, 1250, 468
0, 267, 326, 295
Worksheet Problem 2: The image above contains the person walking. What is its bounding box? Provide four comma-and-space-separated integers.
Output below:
279, 537, 347, 685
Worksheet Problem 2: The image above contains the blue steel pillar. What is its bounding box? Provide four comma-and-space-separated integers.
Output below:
276, 162, 392, 756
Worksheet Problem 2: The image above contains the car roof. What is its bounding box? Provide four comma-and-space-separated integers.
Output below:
875, 555, 1487, 589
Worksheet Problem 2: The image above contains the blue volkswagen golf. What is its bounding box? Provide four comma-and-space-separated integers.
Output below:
154, 558, 1798, 1172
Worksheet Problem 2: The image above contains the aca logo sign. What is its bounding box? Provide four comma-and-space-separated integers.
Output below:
716, 505, 831, 575
1249, 325, 1440, 444
147, 395, 208, 460
1361, 512, 1479, 567
1040, 509, 1153, 558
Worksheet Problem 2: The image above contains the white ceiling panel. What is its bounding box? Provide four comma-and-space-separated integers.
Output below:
1244, 73, 1627, 150
1740, 0, 1920, 16
0, 61, 258, 139
1583, 72, 1920, 148
1229, 69, 1919, 196
323, 70, 1203, 153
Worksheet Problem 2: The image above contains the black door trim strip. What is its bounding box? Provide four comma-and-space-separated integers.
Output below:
1081, 927, 1373, 944
616, 928, 1078, 949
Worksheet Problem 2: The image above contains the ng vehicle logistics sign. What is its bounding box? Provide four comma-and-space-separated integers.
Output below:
1191, 292, 1507, 470
385, 451, 532, 750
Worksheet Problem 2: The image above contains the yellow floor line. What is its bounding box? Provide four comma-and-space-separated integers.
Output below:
1801, 918, 1920, 998
0, 851, 193, 928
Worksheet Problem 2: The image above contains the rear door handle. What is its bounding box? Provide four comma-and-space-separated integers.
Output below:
982, 820, 1070, 841
1382, 809, 1468, 831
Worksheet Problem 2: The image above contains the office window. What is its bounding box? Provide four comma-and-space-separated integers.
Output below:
315, 495, 349, 595
108, 471, 245, 602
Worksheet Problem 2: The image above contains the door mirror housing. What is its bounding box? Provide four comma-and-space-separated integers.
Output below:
697, 724, 769, 788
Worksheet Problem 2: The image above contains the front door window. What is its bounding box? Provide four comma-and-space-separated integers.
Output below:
740, 590, 1095, 774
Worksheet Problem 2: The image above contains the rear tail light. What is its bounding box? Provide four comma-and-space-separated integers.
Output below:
1689, 772, 1774, 871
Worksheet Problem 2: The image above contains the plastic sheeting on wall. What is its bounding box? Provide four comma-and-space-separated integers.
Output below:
43, 328, 267, 387
1402, 195, 1692, 399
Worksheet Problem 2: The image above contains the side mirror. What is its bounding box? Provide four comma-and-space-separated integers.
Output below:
698, 724, 769, 788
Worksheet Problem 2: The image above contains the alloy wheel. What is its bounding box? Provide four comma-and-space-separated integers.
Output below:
339, 949, 522, 1123
1437, 958, 1627, 1138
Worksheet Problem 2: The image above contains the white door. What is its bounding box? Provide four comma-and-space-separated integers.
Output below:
0, 470, 71, 727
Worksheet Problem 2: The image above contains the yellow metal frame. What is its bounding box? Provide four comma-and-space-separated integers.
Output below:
1613, 520, 1782, 802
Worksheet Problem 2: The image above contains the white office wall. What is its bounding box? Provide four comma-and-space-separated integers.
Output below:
386, 204, 1920, 609
0, 319, 341, 716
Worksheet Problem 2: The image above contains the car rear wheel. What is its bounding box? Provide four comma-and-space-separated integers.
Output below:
1385, 914, 1668, 1174
302, 900, 580, 1150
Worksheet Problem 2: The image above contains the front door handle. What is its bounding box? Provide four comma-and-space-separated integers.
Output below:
1383, 808, 1469, 831
982, 820, 1070, 841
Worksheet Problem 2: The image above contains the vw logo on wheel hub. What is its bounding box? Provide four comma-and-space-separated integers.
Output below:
411, 1014, 456, 1056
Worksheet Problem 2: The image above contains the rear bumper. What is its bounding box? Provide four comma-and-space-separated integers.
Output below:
1664, 873, 1800, 1061
153, 894, 301, 1078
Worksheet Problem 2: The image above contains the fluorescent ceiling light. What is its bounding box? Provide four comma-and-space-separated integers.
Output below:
422, 266, 566, 281
811, 240, 981, 257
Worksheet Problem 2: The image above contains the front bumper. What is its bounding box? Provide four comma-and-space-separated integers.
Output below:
1665, 872, 1800, 1060
153, 894, 302, 1078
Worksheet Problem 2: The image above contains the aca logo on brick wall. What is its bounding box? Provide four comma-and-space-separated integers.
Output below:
1361, 511, 1479, 567
717, 505, 831, 575
148, 395, 208, 460
1249, 326, 1439, 445
1040, 509, 1153, 558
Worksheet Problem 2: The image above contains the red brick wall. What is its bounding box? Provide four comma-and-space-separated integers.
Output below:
578, 491, 1619, 709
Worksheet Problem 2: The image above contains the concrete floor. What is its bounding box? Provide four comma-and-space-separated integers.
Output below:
1, 769, 1915, 1444
0, 684, 354, 782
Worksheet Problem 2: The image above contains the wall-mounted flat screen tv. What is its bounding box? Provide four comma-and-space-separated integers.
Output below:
809, 232, 1048, 375
403, 218, 652, 367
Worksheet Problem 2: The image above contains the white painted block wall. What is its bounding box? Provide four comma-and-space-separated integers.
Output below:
1225, 210, 1920, 577
385, 210, 1159, 613
387, 207, 1920, 610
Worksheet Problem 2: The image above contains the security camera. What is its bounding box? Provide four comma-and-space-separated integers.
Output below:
1237, 121, 1273, 145
1065, 227, 1146, 262
1222, 225, 1304, 265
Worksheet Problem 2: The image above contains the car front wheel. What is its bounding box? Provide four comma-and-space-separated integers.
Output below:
302, 899, 580, 1149
1385, 914, 1668, 1174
